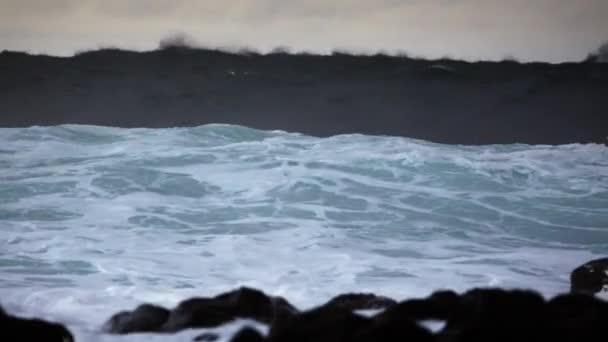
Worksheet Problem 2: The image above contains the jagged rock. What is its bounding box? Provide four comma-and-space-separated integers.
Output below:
441, 288, 548, 342
322, 293, 397, 311
162, 297, 238, 331
102, 287, 298, 334
163, 287, 297, 332
547, 293, 608, 341
0, 305, 74, 342
375, 290, 460, 322
98, 285, 608, 341
267, 305, 374, 342
103, 303, 170, 333
267, 301, 434, 342
570, 258, 608, 294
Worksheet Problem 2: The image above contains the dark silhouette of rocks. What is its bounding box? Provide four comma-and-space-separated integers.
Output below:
374, 290, 460, 324
570, 258, 608, 295
0, 305, 74, 342
102, 303, 170, 333
547, 293, 608, 341
439, 288, 548, 342
3, 278, 608, 342
260, 285, 607, 342
102, 287, 297, 334
163, 287, 296, 332
162, 297, 245, 331
321, 293, 397, 311
231, 285, 605, 342
96, 261, 608, 341
267, 305, 374, 342
1, 47, 607, 145
4, 259, 608, 341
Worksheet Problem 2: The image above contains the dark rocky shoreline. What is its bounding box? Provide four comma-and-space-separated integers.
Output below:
2, 258, 607, 342
1, 47, 607, 145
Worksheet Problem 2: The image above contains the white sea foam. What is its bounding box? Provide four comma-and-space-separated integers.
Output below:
0, 124, 607, 341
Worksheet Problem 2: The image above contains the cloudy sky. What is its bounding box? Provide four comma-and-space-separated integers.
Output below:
1, 0, 607, 62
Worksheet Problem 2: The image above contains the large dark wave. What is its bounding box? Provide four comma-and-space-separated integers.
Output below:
1, 47, 606, 145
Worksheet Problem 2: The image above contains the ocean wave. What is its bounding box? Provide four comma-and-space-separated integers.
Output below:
0, 124, 607, 341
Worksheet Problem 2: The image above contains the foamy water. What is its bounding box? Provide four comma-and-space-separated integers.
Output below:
1, 124, 607, 341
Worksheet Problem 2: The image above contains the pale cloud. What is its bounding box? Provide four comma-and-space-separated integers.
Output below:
0, 0, 607, 62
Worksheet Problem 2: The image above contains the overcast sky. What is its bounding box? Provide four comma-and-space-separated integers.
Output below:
1, 0, 607, 62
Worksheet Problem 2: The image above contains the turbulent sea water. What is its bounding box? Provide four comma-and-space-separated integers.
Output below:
1, 124, 607, 341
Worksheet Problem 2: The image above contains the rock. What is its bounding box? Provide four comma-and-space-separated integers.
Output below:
322, 293, 397, 311
102, 287, 298, 334
570, 258, 608, 294
547, 293, 608, 341
103, 303, 170, 334
267, 305, 373, 342
441, 288, 548, 342
229, 327, 266, 342
0, 305, 74, 342
376, 288, 608, 342
375, 290, 460, 322
163, 287, 298, 332
162, 297, 237, 332
358, 290, 458, 342
267, 301, 434, 342
97, 285, 608, 341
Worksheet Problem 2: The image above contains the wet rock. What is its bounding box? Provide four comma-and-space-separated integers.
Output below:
547, 293, 608, 341
267, 300, 434, 342
102, 287, 298, 334
570, 257, 608, 295
162, 297, 237, 331
376, 290, 460, 322
322, 293, 397, 311
440, 288, 549, 342
356, 290, 457, 342
229, 327, 266, 342
163, 287, 297, 332
98, 285, 608, 341
267, 305, 373, 342
0, 305, 74, 342
270, 296, 299, 316
103, 303, 170, 334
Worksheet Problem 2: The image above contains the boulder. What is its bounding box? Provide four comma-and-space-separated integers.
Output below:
267, 305, 373, 342
0, 305, 74, 342
322, 293, 397, 311
103, 287, 298, 334
164, 287, 297, 332
570, 258, 608, 295
103, 304, 170, 333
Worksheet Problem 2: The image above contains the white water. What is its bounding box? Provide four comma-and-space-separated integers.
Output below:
1, 124, 607, 341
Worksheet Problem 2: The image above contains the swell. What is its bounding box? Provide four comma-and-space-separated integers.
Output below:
1, 47, 607, 145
